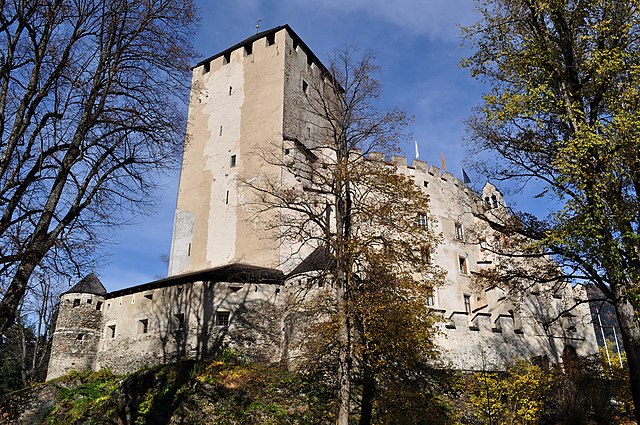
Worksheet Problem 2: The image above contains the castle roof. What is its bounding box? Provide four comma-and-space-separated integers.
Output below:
193, 24, 333, 83
64, 273, 107, 295
287, 246, 335, 278
106, 263, 285, 299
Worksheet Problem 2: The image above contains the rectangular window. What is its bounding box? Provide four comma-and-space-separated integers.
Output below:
420, 245, 431, 264
455, 223, 464, 240
459, 256, 468, 274
96, 301, 103, 311
426, 292, 435, 307
174, 313, 185, 330
302, 80, 308, 95
230, 155, 237, 167
138, 319, 149, 334
216, 311, 230, 327
223, 51, 231, 65
464, 295, 471, 313
86, 298, 92, 304
108, 325, 116, 339
73, 298, 80, 307
76, 333, 84, 341
203, 61, 210, 74
423, 181, 428, 188
417, 213, 428, 227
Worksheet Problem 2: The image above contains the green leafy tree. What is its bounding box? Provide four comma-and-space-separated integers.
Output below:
463, 0, 640, 416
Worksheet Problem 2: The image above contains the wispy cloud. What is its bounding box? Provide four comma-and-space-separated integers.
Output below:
286, 0, 478, 41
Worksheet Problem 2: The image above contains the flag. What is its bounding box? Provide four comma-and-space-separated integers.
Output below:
441, 152, 446, 171
462, 168, 471, 185
414, 140, 420, 159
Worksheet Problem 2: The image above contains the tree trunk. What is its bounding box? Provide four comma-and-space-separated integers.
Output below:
614, 295, 640, 420
359, 361, 375, 425
336, 305, 352, 425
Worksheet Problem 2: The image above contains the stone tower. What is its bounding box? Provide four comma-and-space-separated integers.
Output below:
46, 274, 106, 380
169, 25, 324, 277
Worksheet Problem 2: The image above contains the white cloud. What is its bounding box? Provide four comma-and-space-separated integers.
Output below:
287, 0, 478, 41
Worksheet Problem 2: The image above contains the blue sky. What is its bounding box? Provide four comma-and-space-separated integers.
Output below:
98, 0, 491, 291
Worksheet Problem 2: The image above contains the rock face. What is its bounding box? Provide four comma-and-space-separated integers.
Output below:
45, 24, 600, 381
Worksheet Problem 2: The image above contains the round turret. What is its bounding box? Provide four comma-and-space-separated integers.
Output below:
46, 274, 106, 380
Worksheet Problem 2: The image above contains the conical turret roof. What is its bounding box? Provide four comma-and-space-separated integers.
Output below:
64, 273, 107, 295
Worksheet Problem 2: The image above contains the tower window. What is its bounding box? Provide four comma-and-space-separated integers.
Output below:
73, 299, 80, 307
108, 325, 116, 338
459, 256, 468, 274
138, 319, 149, 334
491, 195, 498, 208
86, 298, 92, 304
464, 295, 471, 313
243, 42, 253, 56
423, 181, 428, 188
427, 292, 435, 307
203, 61, 210, 74
420, 245, 431, 264
76, 333, 84, 341
229, 86, 232, 96
230, 155, 237, 167
216, 311, 230, 327
219, 126, 223, 136
96, 301, 103, 311
174, 313, 185, 330
454, 223, 464, 240
223, 51, 231, 65
302, 80, 308, 95
266, 33, 275, 46
417, 213, 428, 227
226, 190, 229, 205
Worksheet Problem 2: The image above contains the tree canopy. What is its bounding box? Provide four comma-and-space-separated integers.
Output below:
0, 0, 197, 335
463, 0, 640, 417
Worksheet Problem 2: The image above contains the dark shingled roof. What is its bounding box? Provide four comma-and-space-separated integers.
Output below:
106, 263, 285, 299
64, 273, 107, 295
287, 247, 335, 278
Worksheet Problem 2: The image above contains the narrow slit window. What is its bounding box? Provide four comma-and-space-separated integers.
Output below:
219, 126, 223, 136
203, 61, 210, 74
187, 243, 191, 256
464, 295, 471, 313
226, 190, 229, 205
230, 155, 237, 167
229, 86, 232, 96
73, 298, 80, 308
108, 325, 116, 338
139, 319, 149, 334
307, 55, 313, 67
423, 181, 428, 188
302, 80, 308, 95
223, 51, 231, 65
454, 223, 464, 241
96, 301, 103, 311
491, 195, 498, 208
293, 39, 299, 51
459, 256, 468, 274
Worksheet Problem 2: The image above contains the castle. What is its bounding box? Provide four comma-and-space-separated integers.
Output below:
46, 25, 598, 380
